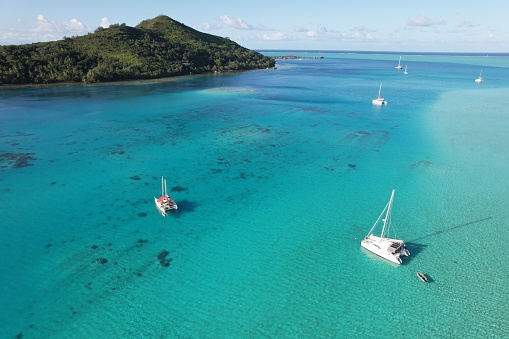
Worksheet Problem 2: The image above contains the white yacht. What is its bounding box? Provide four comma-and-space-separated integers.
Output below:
475, 70, 483, 83
372, 83, 387, 105
154, 176, 178, 216
395, 56, 402, 69
360, 190, 410, 264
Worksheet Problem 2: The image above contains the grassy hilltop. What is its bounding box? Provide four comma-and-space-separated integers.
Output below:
0, 15, 275, 85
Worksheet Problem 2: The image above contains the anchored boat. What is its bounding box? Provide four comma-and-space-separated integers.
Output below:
417, 272, 429, 282
372, 83, 388, 105
360, 190, 410, 264
154, 176, 178, 216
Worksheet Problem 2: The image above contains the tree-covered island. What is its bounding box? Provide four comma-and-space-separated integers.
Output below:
0, 15, 276, 85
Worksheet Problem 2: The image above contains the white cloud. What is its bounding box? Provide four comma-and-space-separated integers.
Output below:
255, 24, 272, 32
99, 17, 111, 28
316, 25, 328, 34
32, 15, 89, 34
348, 26, 375, 41
219, 15, 254, 30
293, 25, 308, 33
218, 15, 272, 31
231, 32, 291, 43
298, 24, 377, 43
260, 32, 287, 41
202, 22, 222, 31
0, 15, 91, 45
406, 15, 446, 27
455, 19, 479, 28
304, 24, 329, 38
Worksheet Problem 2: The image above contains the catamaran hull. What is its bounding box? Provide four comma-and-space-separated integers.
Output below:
361, 241, 402, 264
372, 99, 387, 105
154, 197, 168, 217
360, 235, 410, 265
155, 177, 178, 217
154, 196, 178, 217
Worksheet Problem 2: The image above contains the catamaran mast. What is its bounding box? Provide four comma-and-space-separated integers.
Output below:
380, 189, 395, 238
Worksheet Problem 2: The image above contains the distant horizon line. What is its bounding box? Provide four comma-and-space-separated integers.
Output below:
256, 49, 509, 56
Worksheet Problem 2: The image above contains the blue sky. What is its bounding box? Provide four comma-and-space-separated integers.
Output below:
1, 0, 508, 52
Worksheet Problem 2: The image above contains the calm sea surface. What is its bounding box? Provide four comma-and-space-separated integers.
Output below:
1, 51, 509, 338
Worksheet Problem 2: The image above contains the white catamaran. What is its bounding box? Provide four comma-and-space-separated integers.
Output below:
154, 176, 178, 216
372, 83, 388, 105
360, 190, 410, 264
395, 56, 402, 69
475, 70, 483, 83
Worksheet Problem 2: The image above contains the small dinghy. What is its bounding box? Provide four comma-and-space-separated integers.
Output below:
417, 272, 428, 282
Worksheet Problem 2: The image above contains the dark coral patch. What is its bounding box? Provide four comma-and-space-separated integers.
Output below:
157, 250, 172, 267
136, 239, 149, 248
411, 160, 432, 168
130, 175, 141, 180
347, 164, 357, 169
0, 152, 37, 169
138, 212, 148, 217
171, 186, 188, 192
95, 257, 108, 264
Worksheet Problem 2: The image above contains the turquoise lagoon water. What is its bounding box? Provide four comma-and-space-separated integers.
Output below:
1, 52, 509, 338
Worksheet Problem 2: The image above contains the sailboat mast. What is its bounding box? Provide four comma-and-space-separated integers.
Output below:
380, 189, 395, 238
378, 83, 382, 99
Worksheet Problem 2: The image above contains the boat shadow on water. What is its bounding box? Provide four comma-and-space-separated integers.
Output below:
409, 216, 492, 243
404, 242, 427, 260
172, 199, 200, 215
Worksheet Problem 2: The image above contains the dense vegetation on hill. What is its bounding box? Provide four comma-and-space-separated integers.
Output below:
0, 15, 275, 85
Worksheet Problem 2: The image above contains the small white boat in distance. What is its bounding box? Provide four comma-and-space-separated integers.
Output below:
395, 56, 402, 69
404, 65, 408, 75
360, 189, 410, 264
154, 176, 178, 216
475, 70, 483, 83
372, 83, 388, 105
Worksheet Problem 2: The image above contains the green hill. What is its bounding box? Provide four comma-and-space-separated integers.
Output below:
0, 15, 275, 85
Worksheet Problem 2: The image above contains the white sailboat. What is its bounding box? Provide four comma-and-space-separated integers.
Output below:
154, 176, 178, 216
404, 65, 408, 75
372, 83, 387, 105
395, 56, 402, 69
475, 70, 483, 83
360, 190, 410, 264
